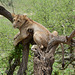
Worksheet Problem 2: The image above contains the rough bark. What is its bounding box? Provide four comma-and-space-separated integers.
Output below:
46, 29, 75, 52
0, 6, 13, 23
17, 44, 29, 75
33, 45, 58, 75
33, 30, 75, 75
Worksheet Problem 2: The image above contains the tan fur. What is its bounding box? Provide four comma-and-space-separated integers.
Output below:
12, 14, 52, 48
52, 31, 58, 36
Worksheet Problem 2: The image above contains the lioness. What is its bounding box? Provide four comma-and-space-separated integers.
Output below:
12, 14, 53, 48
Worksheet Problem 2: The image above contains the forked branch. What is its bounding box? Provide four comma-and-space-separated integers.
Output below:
46, 29, 75, 52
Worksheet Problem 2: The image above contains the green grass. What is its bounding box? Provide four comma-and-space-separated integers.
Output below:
0, 17, 16, 74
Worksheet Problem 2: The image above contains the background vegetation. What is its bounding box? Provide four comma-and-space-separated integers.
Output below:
0, 0, 75, 75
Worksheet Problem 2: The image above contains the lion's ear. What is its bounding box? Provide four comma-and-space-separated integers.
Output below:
23, 15, 28, 20
23, 15, 27, 18
11, 13, 16, 18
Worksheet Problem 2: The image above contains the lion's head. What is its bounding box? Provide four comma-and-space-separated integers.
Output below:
12, 14, 27, 29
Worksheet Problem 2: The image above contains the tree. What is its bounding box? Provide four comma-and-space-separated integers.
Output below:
0, 6, 75, 75
0, 6, 31, 75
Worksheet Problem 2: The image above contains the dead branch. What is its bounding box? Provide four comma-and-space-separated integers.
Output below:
0, 6, 13, 23
46, 29, 75, 52
66, 29, 75, 42
33, 30, 75, 75
61, 57, 75, 70
6, 58, 20, 75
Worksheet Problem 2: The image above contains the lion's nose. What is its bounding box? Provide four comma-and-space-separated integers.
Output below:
13, 23, 16, 28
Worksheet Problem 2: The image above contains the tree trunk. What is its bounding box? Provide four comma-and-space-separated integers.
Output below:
33, 45, 58, 75
33, 30, 75, 75
17, 44, 29, 75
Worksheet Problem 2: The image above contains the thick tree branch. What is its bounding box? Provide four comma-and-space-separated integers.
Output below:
0, 6, 13, 23
17, 44, 29, 75
46, 30, 75, 52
